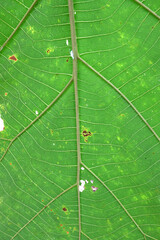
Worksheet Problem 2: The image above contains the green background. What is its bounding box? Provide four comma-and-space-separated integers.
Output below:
0, 0, 160, 239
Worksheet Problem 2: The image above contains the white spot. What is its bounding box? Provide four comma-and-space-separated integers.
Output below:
85, 180, 89, 183
70, 50, 74, 59
53, 143, 55, 146
66, 40, 69, 46
35, 110, 38, 115
81, 167, 85, 170
91, 186, 98, 192
74, 11, 76, 14
0, 117, 4, 132
90, 180, 94, 184
79, 180, 85, 192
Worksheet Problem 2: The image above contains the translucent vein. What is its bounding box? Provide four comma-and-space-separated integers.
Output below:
81, 162, 157, 240
10, 183, 77, 240
78, 56, 160, 142
134, 0, 160, 20
0, 77, 73, 162
0, 0, 38, 51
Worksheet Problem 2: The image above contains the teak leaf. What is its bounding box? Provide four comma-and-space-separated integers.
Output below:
0, 0, 160, 239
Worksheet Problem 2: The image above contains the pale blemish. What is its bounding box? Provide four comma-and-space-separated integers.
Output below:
35, 110, 38, 115
91, 186, 98, 192
66, 40, 69, 46
70, 50, 74, 59
90, 180, 94, 184
81, 167, 85, 170
74, 11, 76, 14
53, 143, 55, 146
79, 180, 85, 192
0, 117, 4, 132
85, 180, 88, 183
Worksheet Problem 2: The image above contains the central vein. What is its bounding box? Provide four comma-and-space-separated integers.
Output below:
68, 0, 81, 239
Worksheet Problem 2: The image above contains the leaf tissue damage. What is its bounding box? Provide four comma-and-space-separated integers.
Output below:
0, 0, 160, 239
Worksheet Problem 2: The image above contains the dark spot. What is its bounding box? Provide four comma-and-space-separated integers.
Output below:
82, 130, 92, 137
66, 59, 69, 62
47, 49, 50, 53
91, 186, 98, 192
9, 55, 17, 61
63, 207, 67, 211
152, 26, 154, 29
44, 205, 47, 208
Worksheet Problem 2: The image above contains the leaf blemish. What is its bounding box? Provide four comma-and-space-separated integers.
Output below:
63, 207, 67, 211
70, 50, 74, 59
91, 186, 98, 192
82, 130, 92, 137
9, 55, 17, 61
0, 117, 5, 132
79, 180, 85, 192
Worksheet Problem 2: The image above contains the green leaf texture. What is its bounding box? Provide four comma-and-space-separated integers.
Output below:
0, 0, 160, 239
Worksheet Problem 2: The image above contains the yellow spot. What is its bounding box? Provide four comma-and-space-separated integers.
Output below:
133, 196, 138, 201
149, 60, 153, 65
27, 26, 35, 34
141, 194, 148, 200
116, 63, 123, 68
117, 136, 121, 141
120, 217, 123, 221
0, 197, 3, 204
58, 19, 61, 23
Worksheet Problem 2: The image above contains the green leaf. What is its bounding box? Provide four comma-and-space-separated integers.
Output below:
0, 0, 160, 239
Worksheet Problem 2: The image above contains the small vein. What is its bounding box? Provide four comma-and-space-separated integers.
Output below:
133, 0, 160, 20
0, 0, 38, 51
81, 231, 93, 240
10, 183, 77, 240
0, 77, 73, 163
81, 162, 157, 240
78, 56, 160, 142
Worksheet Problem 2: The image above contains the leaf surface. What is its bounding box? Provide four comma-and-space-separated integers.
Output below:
0, 0, 160, 239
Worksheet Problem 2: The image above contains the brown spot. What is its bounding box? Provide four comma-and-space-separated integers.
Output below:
42, 200, 44, 202
152, 26, 154, 29
44, 206, 47, 208
50, 209, 53, 211
9, 55, 17, 61
120, 22, 122, 24
60, 224, 63, 227
66, 231, 69, 234
47, 49, 50, 54
66, 59, 69, 62
10, 163, 12, 165
63, 207, 67, 212
5, 93, 8, 96
82, 130, 92, 137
